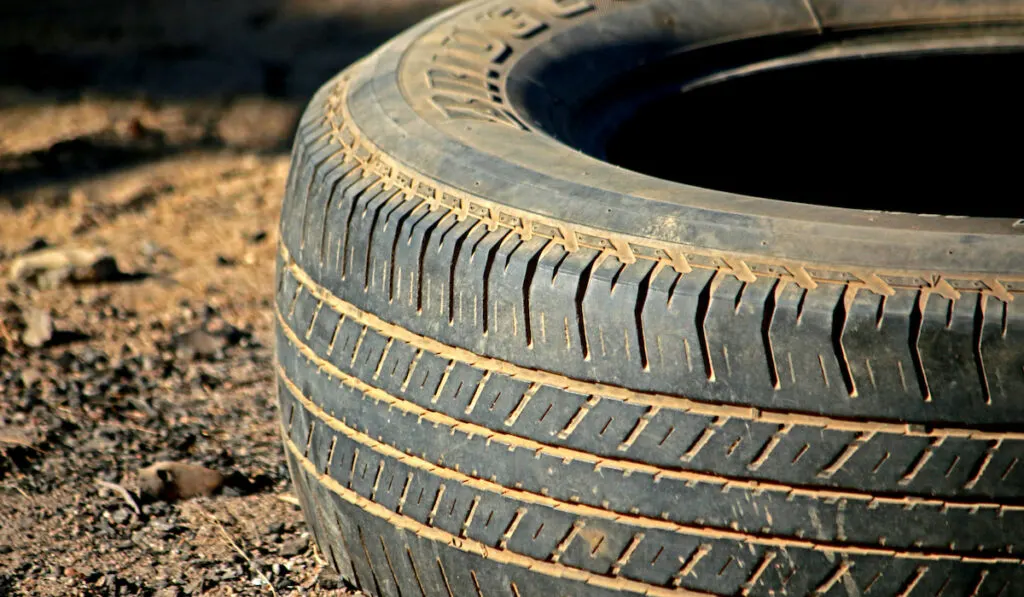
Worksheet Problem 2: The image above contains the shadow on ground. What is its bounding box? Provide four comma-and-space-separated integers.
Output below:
0, 0, 453, 203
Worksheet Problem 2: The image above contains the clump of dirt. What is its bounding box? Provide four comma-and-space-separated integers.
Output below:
0, 0, 454, 595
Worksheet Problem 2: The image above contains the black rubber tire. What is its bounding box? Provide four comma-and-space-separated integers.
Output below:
276, 1, 1024, 595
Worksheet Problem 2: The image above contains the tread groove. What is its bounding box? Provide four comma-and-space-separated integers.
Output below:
522, 241, 551, 347
417, 214, 455, 314
357, 526, 384, 597
449, 222, 481, 323
910, 290, 933, 401
975, 295, 993, 404
318, 164, 358, 266
380, 537, 405, 597
481, 231, 514, 335
834, 284, 858, 397
342, 179, 381, 279
763, 279, 782, 389
575, 253, 606, 360
696, 270, 722, 381
635, 263, 658, 370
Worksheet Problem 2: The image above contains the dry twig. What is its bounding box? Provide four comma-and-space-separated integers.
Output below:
95, 479, 141, 515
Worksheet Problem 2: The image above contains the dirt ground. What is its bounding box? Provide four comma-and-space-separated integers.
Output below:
0, 1, 454, 595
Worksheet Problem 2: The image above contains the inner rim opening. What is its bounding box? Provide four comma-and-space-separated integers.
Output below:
602, 39, 1024, 218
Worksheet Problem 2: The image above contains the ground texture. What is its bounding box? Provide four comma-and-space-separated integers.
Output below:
0, 1, 453, 595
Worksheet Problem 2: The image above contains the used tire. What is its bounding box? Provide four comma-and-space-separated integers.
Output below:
276, 1, 1024, 595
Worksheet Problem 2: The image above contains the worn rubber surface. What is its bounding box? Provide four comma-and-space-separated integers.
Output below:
276, 0, 1024, 595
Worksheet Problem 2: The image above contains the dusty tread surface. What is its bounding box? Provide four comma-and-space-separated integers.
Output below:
277, 0, 1024, 594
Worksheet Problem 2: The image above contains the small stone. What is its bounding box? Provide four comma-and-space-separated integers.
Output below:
137, 461, 224, 502
9, 246, 120, 288
20, 369, 42, 388
265, 522, 284, 536
278, 536, 308, 557
317, 569, 344, 590
215, 255, 236, 267
21, 308, 53, 348
111, 509, 131, 525
174, 329, 225, 361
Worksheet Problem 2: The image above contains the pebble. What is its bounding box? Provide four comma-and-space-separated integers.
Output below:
137, 461, 225, 502
278, 536, 308, 557
174, 329, 225, 361
317, 569, 344, 590
111, 508, 131, 525
265, 522, 284, 536
21, 308, 53, 348
9, 246, 120, 289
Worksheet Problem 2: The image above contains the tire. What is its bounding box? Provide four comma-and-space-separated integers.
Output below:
275, 1, 1024, 595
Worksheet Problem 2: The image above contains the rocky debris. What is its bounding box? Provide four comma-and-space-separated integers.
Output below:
138, 461, 225, 502
173, 328, 226, 361
278, 536, 308, 558
317, 569, 345, 590
9, 246, 121, 289
21, 307, 53, 348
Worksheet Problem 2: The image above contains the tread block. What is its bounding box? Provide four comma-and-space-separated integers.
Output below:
564, 396, 647, 454
703, 276, 777, 393
528, 246, 602, 367
640, 267, 715, 396
502, 507, 578, 561
920, 293, 987, 407
420, 217, 481, 343
348, 328, 392, 381
615, 531, 701, 586
770, 282, 850, 408
391, 205, 452, 316
555, 521, 634, 575
982, 297, 1024, 410
843, 289, 923, 405
447, 222, 493, 333
343, 186, 399, 297
507, 384, 590, 440
373, 339, 420, 395
485, 236, 551, 355
580, 257, 656, 378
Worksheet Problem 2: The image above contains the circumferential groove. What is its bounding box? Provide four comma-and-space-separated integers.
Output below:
910, 290, 933, 401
